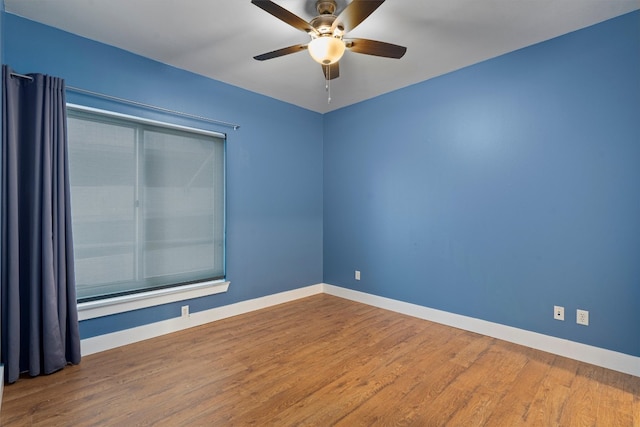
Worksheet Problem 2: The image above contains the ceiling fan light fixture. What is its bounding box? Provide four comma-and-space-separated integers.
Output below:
308, 36, 345, 65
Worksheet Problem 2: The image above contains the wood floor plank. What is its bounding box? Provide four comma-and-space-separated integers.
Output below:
263, 323, 436, 425
335, 338, 470, 425
483, 349, 555, 426
442, 343, 528, 426
595, 368, 635, 427
631, 374, 640, 427
230, 314, 420, 424
526, 370, 572, 425
2, 294, 638, 426
449, 334, 494, 368
446, 384, 501, 427
557, 363, 602, 427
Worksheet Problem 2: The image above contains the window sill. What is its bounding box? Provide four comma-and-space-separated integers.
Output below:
77, 280, 230, 321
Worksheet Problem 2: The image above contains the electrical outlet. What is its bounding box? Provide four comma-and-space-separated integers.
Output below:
554, 305, 564, 321
181, 305, 189, 318
355, 270, 361, 281
577, 309, 589, 326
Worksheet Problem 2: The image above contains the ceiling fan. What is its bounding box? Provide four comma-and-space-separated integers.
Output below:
251, 0, 407, 81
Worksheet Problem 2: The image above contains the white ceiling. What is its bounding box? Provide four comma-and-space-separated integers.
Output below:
5, 0, 639, 113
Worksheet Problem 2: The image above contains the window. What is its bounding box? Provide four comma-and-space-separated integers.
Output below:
67, 107, 225, 302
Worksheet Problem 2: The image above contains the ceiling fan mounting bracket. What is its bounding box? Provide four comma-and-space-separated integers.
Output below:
316, 0, 337, 15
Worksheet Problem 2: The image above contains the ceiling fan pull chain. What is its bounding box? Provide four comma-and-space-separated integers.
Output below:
326, 65, 332, 104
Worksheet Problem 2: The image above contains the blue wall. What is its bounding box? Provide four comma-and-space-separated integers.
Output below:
3, 10, 639, 357
2, 13, 324, 338
324, 11, 640, 357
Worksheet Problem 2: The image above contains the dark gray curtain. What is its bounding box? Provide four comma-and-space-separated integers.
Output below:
1, 65, 81, 384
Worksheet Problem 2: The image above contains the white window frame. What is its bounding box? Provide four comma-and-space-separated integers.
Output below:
68, 104, 229, 319
77, 279, 229, 320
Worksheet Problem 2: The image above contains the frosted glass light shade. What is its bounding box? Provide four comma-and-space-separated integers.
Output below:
308, 37, 345, 65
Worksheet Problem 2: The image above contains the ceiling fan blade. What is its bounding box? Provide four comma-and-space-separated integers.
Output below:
254, 44, 308, 61
322, 62, 340, 80
346, 38, 407, 59
331, 0, 385, 33
251, 0, 318, 35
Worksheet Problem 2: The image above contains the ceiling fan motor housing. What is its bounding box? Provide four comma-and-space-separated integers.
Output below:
311, 14, 339, 35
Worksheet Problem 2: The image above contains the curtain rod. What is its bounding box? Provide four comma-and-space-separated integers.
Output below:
9, 72, 240, 130
67, 86, 240, 130
10, 72, 33, 81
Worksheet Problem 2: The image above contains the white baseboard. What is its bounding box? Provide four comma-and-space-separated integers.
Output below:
321, 284, 640, 377
80, 284, 323, 356
80, 282, 639, 377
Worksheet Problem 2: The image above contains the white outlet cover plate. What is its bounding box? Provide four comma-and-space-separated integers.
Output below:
577, 309, 589, 326
554, 305, 565, 321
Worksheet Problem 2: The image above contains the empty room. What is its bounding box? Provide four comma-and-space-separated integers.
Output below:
1, 0, 639, 425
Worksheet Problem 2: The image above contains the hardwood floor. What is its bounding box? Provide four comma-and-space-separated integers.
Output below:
2, 294, 639, 426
